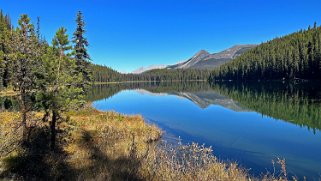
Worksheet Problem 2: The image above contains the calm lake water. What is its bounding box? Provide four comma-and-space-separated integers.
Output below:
88, 81, 321, 179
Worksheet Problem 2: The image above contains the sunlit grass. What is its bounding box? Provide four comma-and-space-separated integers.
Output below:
0, 89, 18, 97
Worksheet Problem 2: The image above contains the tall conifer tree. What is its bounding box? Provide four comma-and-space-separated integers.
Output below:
13, 14, 41, 140
72, 11, 92, 90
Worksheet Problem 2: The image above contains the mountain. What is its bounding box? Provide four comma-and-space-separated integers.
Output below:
131, 44, 256, 74
167, 45, 256, 70
132, 65, 166, 74
167, 50, 211, 69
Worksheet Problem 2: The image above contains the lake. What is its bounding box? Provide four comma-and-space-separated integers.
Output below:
89, 81, 321, 179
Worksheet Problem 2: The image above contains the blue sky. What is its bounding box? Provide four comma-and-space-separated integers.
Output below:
1, 0, 321, 73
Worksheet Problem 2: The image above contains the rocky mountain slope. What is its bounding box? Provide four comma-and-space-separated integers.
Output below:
132, 44, 256, 74
167, 44, 256, 70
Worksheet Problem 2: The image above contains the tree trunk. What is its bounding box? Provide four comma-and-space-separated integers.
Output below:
20, 90, 28, 142
50, 52, 62, 151
42, 110, 50, 122
22, 108, 27, 141
51, 109, 58, 150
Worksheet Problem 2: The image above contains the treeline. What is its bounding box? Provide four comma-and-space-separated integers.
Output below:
131, 69, 211, 82
210, 23, 321, 81
0, 10, 92, 149
92, 65, 211, 83
91, 64, 125, 82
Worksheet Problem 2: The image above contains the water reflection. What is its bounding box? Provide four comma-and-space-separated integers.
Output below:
211, 81, 321, 133
89, 81, 321, 132
90, 81, 321, 179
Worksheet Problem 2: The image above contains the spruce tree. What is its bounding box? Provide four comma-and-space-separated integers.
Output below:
72, 11, 92, 91
36, 17, 40, 41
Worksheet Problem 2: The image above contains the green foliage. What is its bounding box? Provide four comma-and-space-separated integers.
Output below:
11, 14, 43, 140
13, 14, 41, 92
0, 96, 19, 111
210, 24, 321, 81
132, 68, 211, 82
39, 30, 84, 111
72, 11, 92, 90
40, 24, 86, 149
91, 63, 124, 82
52, 27, 72, 54
0, 10, 93, 149
0, 11, 13, 90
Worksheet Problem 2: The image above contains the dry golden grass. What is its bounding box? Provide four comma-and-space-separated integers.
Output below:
0, 112, 21, 157
0, 106, 296, 181
0, 89, 18, 97
65, 106, 162, 180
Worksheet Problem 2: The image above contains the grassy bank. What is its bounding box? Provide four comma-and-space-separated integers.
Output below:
0, 106, 291, 180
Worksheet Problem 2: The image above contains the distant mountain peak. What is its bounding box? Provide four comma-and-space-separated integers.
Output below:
193, 50, 210, 58
134, 44, 256, 73
168, 49, 211, 69
132, 64, 166, 74
168, 44, 256, 70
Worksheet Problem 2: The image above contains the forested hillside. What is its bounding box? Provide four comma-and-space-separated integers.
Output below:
130, 69, 211, 82
209, 24, 321, 81
91, 64, 125, 82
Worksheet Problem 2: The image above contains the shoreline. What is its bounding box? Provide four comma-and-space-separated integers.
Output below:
0, 105, 292, 180
94, 79, 207, 85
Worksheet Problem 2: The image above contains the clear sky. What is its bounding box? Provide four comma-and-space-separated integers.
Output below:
1, 0, 321, 73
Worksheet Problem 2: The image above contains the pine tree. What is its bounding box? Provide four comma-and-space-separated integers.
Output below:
38, 27, 83, 150
0, 10, 95, 150
13, 14, 41, 141
72, 11, 92, 91
47, 27, 72, 149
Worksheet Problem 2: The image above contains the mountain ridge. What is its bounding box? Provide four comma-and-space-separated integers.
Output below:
167, 44, 256, 70
132, 44, 256, 74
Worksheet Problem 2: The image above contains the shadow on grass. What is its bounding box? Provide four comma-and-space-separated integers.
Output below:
0, 125, 144, 181
76, 131, 143, 181
0, 127, 74, 180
